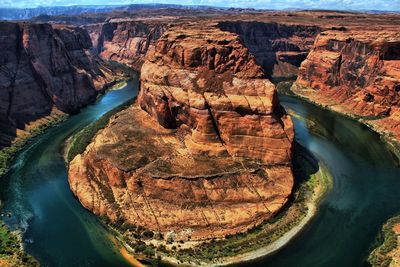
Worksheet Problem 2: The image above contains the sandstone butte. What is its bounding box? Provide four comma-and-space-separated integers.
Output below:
68, 22, 295, 241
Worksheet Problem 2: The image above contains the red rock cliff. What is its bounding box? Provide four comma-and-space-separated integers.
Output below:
0, 22, 122, 148
139, 23, 294, 163
68, 23, 294, 241
218, 21, 320, 78
293, 30, 400, 141
86, 20, 167, 71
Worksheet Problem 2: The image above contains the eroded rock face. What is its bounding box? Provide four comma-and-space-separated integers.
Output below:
293, 30, 400, 141
86, 20, 167, 71
139, 24, 294, 163
0, 22, 121, 148
218, 21, 320, 78
69, 23, 294, 241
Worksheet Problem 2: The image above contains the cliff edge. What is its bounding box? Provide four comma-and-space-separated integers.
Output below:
293, 29, 400, 144
0, 22, 125, 148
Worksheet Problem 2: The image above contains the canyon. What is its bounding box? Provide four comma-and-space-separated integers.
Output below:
7, 11, 400, 149
66, 11, 400, 263
0, 7, 400, 266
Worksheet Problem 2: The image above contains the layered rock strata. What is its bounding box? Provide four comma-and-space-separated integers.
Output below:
86, 20, 167, 71
218, 21, 320, 78
0, 22, 123, 148
68, 23, 294, 241
293, 30, 400, 142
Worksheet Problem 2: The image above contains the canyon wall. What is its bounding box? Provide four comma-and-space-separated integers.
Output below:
0, 19, 171, 149
0, 22, 123, 148
293, 30, 400, 141
86, 20, 167, 71
68, 23, 294, 241
218, 21, 320, 78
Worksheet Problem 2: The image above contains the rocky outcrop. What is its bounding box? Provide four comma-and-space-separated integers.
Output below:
0, 22, 123, 148
293, 30, 400, 142
218, 21, 320, 78
68, 23, 294, 241
86, 20, 167, 71
138, 23, 294, 163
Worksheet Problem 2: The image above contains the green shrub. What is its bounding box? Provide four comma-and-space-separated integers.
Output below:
0, 115, 67, 176
66, 98, 135, 163
143, 247, 155, 257
368, 215, 400, 267
142, 230, 154, 239
0, 221, 39, 266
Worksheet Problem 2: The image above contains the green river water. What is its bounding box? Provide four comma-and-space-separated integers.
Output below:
1, 76, 400, 267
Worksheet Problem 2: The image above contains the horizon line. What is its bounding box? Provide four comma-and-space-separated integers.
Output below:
0, 3, 399, 13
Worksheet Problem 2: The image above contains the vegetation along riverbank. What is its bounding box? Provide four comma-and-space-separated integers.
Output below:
99, 139, 333, 266
369, 216, 400, 267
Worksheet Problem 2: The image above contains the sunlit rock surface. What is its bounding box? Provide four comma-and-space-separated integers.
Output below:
69, 23, 294, 241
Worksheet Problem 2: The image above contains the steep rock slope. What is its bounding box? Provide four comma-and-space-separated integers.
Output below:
86, 20, 167, 71
0, 22, 121, 148
293, 30, 400, 142
69, 23, 294, 241
218, 21, 320, 78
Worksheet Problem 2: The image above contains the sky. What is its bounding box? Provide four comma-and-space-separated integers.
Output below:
1, 0, 400, 11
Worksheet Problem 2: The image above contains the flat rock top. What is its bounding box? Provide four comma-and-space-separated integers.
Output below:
317, 30, 400, 45
93, 106, 253, 178
107, 10, 400, 31
163, 23, 237, 43
69, 104, 294, 240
